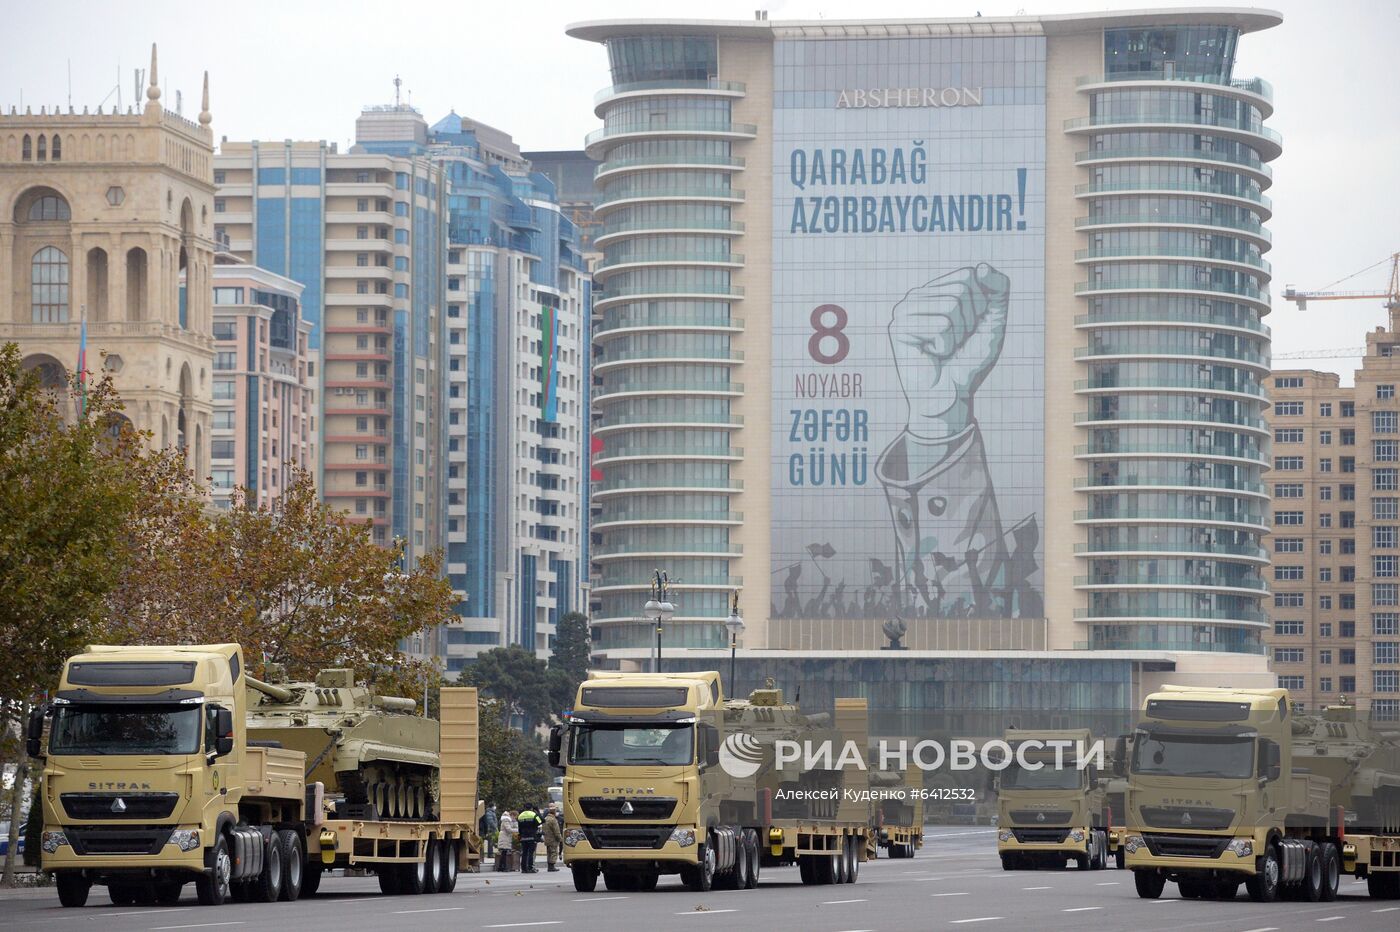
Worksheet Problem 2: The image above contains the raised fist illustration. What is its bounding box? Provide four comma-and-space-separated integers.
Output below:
887, 263, 1010, 440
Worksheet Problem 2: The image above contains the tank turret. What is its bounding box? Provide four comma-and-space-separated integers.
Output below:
245, 667, 439, 820
1291, 702, 1400, 835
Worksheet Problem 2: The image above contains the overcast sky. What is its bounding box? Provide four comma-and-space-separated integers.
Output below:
5, 0, 1397, 373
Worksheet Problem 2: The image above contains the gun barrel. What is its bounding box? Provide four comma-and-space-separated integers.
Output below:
372, 695, 418, 713
246, 676, 295, 703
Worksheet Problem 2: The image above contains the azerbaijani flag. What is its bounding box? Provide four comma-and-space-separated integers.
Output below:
77, 313, 87, 417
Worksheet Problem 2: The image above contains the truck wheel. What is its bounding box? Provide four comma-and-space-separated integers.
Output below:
743, 830, 760, 889
1133, 870, 1165, 900
1320, 843, 1340, 901
109, 885, 136, 906
814, 848, 836, 885
423, 839, 442, 894
833, 840, 848, 885
571, 864, 598, 893
195, 835, 233, 906
847, 836, 860, 884
277, 830, 304, 902
1179, 879, 1206, 899
1302, 845, 1325, 902
686, 845, 715, 892
398, 854, 427, 895
377, 867, 401, 895
301, 865, 323, 898
56, 871, 90, 908
1075, 854, 1091, 871
1246, 844, 1281, 902
1367, 871, 1400, 899
438, 839, 459, 893
155, 881, 184, 905
637, 871, 659, 891
1114, 846, 1125, 870
251, 832, 284, 902
1212, 879, 1240, 900
733, 835, 751, 889
1000, 854, 1016, 871
798, 855, 815, 885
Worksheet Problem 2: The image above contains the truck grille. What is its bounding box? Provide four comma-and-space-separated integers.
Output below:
1010, 810, 1072, 825
583, 825, 672, 850
579, 797, 677, 820
1140, 806, 1235, 831
66, 826, 174, 855
1142, 832, 1231, 859
1010, 828, 1070, 844
61, 792, 180, 821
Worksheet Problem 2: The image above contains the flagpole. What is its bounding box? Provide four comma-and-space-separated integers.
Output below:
77, 304, 88, 421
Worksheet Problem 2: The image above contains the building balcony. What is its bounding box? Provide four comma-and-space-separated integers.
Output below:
1074, 411, 1268, 434
594, 284, 744, 311
1074, 308, 1269, 337
594, 187, 745, 213
1073, 279, 1270, 312
594, 254, 744, 279
324, 462, 390, 472
593, 511, 743, 531
1074, 212, 1271, 246
593, 575, 742, 595
1064, 113, 1281, 160
594, 352, 744, 375
1074, 444, 1267, 467
1074, 377, 1264, 399
592, 542, 743, 560
1073, 476, 1267, 497
594, 413, 743, 433
1075, 246, 1271, 277
593, 78, 746, 113
595, 315, 743, 341
594, 220, 744, 249
596, 154, 745, 182
1073, 507, 1267, 530
1075, 574, 1267, 595
327, 266, 394, 281
585, 121, 758, 158
1073, 607, 1267, 625
325, 210, 396, 227
324, 324, 392, 335
593, 381, 744, 404
1076, 72, 1273, 112
1075, 541, 1267, 563
324, 379, 390, 391
592, 447, 744, 467
593, 479, 742, 497
1073, 342, 1268, 369
1073, 637, 1266, 655
1075, 145, 1271, 184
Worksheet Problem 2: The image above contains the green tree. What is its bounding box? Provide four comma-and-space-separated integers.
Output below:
476, 699, 550, 812
466, 645, 552, 731
548, 612, 592, 714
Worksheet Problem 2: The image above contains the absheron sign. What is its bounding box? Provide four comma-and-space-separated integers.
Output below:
835, 86, 984, 108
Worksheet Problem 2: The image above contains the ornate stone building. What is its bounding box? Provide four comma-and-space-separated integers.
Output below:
0, 45, 215, 478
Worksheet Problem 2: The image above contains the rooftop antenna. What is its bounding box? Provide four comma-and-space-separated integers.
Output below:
394, 74, 402, 108
67, 59, 71, 109
176, 89, 182, 116
133, 68, 144, 111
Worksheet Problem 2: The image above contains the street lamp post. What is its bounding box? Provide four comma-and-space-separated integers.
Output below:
724, 591, 744, 698
643, 570, 675, 673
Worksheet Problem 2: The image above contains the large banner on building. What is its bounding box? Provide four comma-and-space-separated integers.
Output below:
771, 35, 1046, 623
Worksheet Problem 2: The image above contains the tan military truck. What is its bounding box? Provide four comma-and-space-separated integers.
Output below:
30, 643, 479, 908
995, 728, 1114, 871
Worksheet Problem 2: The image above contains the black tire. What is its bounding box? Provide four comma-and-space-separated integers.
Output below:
814, 847, 836, 885
798, 855, 813, 885
1367, 870, 1400, 899
1114, 846, 1125, 870
398, 854, 427, 895
572, 864, 599, 893
1134, 870, 1166, 900
603, 871, 625, 892
833, 839, 849, 885
155, 881, 184, 905
743, 830, 760, 889
1001, 854, 1017, 871
847, 836, 860, 884
378, 867, 401, 895
423, 839, 442, 895
1246, 844, 1281, 903
686, 845, 715, 892
56, 872, 90, 908
1303, 845, 1324, 902
1179, 879, 1206, 899
109, 885, 136, 906
301, 865, 323, 898
251, 832, 284, 903
1320, 843, 1340, 902
637, 871, 659, 891
195, 835, 232, 906
1213, 879, 1240, 900
733, 834, 750, 889
1075, 853, 1091, 871
230, 882, 250, 903
439, 839, 459, 893
277, 830, 304, 902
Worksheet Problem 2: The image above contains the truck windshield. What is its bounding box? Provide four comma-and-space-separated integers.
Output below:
1131, 732, 1254, 780
570, 723, 693, 766
1001, 762, 1084, 790
50, 703, 202, 756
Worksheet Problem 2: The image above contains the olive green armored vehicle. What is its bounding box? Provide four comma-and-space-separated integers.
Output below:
245, 668, 439, 820
1291, 700, 1400, 835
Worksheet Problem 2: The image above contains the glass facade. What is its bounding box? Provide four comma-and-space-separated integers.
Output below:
1073, 26, 1278, 654
591, 36, 743, 647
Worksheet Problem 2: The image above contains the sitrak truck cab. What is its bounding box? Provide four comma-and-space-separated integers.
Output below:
551, 671, 871, 893
1122, 684, 1400, 902
30, 643, 479, 908
996, 728, 1115, 871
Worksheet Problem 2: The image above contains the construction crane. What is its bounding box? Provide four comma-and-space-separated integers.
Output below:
1274, 347, 1366, 360
1282, 252, 1400, 312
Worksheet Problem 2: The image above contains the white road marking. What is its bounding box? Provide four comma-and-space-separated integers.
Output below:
572, 895, 630, 902
1148, 899, 1178, 904
109, 910, 191, 917
821, 899, 868, 904
949, 918, 1003, 925
674, 909, 738, 917
1317, 918, 1345, 923
931, 892, 970, 897
1063, 907, 1102, 912
1236, 927, 1278, 931
394, 906, 465, 914
1021, 885, 1052, 890
1374, 907, 1400, 913
150, 924, 244, 931
483, 924, 564, 929
1095, 881, 1119, 886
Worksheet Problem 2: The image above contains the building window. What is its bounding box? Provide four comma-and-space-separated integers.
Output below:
1320, 540, 1334, 555
1274, 429, 1304, 444
1341, 429, 1356, 445
1320, 485, 1333, 501
212, 321, 237, 340
1275, 592, 1305, 608
1274, 483, 1304, 498
1319, 513, 1333, 528
1342, 402, 1356, 417
1377, 499, 1400, 520
213, 351, 236, 371
1381, 384, 1397, 400
1320, 622, 1333, 637
28, 195, 71, 221
214, 198, 226, 213
1274, 511, 1304, 526
1319, 567, 1332, 582
1378, 469, 1399, 491
1377, 526, 1397, 549
1375, 585, 1399, 607
1274, 377, 1304, 389
1377, 699, 1400, 721
31, 246, 70, 322
1342, 512, 1356, 528
1320, 650, 1333, 665
1274, 401, 1304, 416
1274, 620, 1304, 636
1377, 643, 1399, 665
1320, 458, 1333, 473
1274, 566, 1304, 581
1274, 649, 1305, 664
1340, 676, 1356, 693
1277, 676, 1305, 691
1342, 538, 1357, 554
1377, 556, 1400, 578
1274, 538, 1304, 553
1320, 430, 1332, 445
1377, 411, 1399, 434
1273, 456, 1304, 471
1320, 402, 1333, 417
1376, 615, 1400, 636
213, 379, 235, 400
1341, 484, 1356, 501
1341, 649, 1356, 665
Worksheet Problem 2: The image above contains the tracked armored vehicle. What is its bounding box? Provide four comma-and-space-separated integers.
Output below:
245, 668, 440, 820
1291, 701, 1400, 835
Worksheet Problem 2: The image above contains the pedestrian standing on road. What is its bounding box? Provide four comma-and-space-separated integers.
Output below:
542, 805, 562, 871
517, 804, 541, 873
497, 809, 517, 872
481, 803, 499, 860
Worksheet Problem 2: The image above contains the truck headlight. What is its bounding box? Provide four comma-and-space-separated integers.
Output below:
1123, 834, 1145, 854
998, 830, 1014, 842
1226, 839, 1253, 858
170, 830, 201, 852
563, 828, 586, 848
41, 831, 69, 854
669, 828, 695, 848
1069, 829, 1086, 843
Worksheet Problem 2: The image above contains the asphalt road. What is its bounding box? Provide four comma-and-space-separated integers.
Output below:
3, 827, 1399, 931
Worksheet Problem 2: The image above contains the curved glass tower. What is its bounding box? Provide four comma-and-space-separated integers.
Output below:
587, 36, 753, 650
1070, 26, 1280, 653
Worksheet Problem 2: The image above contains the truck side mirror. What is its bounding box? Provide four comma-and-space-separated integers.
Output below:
547, 724, 564, 770
700, 724, 720, 769
1112, 736, 1128, 777
26, 704, 47, 758
214, 706, 235, 757
1259, 738, 1281, 782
